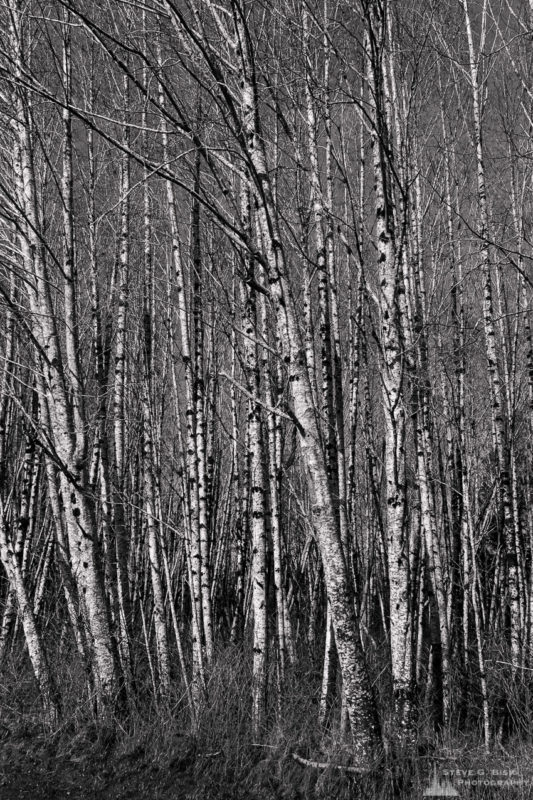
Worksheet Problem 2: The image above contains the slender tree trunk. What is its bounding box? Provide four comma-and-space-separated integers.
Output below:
0, 501, 60, 728
9, 1, 118, 712
363, 1, 415, 741
142, 97, 170, 693
461, 0, 519, 666
232, 3, 381, 761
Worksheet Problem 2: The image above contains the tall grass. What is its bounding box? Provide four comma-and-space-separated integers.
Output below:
0, 634, 533, 799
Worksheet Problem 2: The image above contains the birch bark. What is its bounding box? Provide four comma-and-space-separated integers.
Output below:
460, 0, 520, 666
8, 0, 118, 712
362, 0, 415, 739
230, 2, 381, 760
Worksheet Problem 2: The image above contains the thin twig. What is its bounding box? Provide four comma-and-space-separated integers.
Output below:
219, 371, 305, 435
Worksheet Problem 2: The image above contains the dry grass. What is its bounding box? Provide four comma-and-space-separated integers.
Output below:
1, 638, 533, 798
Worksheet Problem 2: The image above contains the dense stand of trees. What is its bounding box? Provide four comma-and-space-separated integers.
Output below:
1, 0, 533, 769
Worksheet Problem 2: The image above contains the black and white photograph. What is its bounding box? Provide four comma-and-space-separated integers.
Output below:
1, 0, 533, 797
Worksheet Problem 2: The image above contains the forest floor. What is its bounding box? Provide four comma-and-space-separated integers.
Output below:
2, 654, 533, 800
0, 732, 200, 800
0, 725, 374, 800
2, 728, 533, 800
0, 726, 298, 800
3, 732, 533, 800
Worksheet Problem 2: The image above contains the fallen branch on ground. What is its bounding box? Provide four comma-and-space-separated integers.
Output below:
291, 753, 370, 774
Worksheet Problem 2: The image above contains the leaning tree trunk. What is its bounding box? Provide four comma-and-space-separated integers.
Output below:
8, 0, 119, 714
0, 501, 60, 728
230, 1, 382, 763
